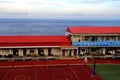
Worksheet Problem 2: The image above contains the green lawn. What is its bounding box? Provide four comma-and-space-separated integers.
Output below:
90, 64, 120, 80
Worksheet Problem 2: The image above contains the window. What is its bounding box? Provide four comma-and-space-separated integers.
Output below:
78, 39, 81, 42
2, 48, 9, 53
85, 36, 89, 41
30, 49, 34, 53
38, 48, 44, 56
74, 49, 77, 56
118, 37, 120, 41
48, 48, 52, 56
62, 49, 65, 56
91, 48, 96, 52
13, 48, 19, 56
107, 36, 115, 41
91, 37, 97, 42
81, 48, 85, 52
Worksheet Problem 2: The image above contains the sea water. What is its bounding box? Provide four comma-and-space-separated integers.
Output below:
0, 18, 120, 35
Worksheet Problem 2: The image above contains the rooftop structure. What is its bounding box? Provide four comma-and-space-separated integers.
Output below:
0, 36, 70, 47
66, 26, 120, 34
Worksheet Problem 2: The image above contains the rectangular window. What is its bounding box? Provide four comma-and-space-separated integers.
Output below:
30, 49, 34, 53
62, 49, 65, 56
108, 36, 115, 41
48, 48, 52, 56
2, 48, 9, 53
91, 36, 97, 42
85, 36, 89, 41
118, 37, 120, 41
81, 48, 85, 52
23, 48, 26, 55
91, 48, 96, 52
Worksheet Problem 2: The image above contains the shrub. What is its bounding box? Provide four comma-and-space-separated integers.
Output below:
0, 55, 3, 57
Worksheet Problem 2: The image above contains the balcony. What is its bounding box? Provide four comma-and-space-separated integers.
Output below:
72, 41, 120, 47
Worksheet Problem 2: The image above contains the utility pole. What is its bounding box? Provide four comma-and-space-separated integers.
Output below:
93, 58, 96, 77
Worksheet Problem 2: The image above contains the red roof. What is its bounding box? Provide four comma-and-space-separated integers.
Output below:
0, 36, 70, 47
66, 26, 120, 34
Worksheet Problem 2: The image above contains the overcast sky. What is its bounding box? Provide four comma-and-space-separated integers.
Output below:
0, 0, 120, 19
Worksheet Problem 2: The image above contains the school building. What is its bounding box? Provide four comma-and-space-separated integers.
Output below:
0, 26, 120, 60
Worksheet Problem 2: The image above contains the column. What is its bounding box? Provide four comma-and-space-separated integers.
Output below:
60, 49, 62, 57
78, 47, 80, 56
19, 49, 23, 56
9, 49, 13, 55
26, 49, 30, 55
44, 48, 48, 56
0, 49, 2, 55
112, 50, 115, 55
116, 37, 118, 41
35, 48, 38, 56
102, 48, 106, 55
65, 49, 67, 56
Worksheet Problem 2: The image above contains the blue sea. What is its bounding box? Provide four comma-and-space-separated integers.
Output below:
0, 18, 120, 35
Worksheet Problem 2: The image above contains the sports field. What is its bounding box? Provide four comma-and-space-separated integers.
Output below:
0, 59, 120, 80
90, 64, 120, 80
0, 59, 102, 80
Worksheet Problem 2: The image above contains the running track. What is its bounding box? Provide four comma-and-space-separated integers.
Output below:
0, 59, 119, 80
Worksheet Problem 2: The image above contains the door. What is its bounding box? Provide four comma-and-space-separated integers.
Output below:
23, 48, 26, 56
48, 48, 51, 56
13, 48, 18, 56
62, 49, 65, 56
69, 49, 72, 57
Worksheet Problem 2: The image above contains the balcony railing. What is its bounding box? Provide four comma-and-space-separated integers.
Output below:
72, 41, 120, 47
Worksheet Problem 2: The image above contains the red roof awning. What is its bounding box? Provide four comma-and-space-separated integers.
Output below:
0, 36, 71, 47
66, 26, 120, 34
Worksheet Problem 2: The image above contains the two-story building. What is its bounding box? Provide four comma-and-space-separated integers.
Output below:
66, 26, 120, 57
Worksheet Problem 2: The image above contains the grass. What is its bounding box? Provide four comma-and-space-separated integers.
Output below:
90, 64, 120, 80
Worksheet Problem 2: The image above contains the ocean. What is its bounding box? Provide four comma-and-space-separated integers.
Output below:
0, 19, 120, 35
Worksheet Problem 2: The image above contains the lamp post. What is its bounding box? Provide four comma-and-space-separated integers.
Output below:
93, 58, 96, 77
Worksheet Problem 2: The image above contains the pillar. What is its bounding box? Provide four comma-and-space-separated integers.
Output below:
26, 49, 30, 55
78, 47, 80, 56
0, 49, 2, 55
102, 48, 106, 55
44, 48, 48, 56
19, 49, 23, 56
9, 49, 13, 56
35, 48, 38, 56
116, 37, 118, 41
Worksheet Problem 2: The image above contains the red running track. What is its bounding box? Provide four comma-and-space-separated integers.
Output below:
0, 59, 119, 80
0, 65, 102, 80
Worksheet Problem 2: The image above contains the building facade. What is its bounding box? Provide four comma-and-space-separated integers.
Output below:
0, 26, 120, 60
66, 26, 120, 58
0, 36, 77, 60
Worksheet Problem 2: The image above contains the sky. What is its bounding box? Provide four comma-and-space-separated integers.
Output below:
0, 0, 120, 19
